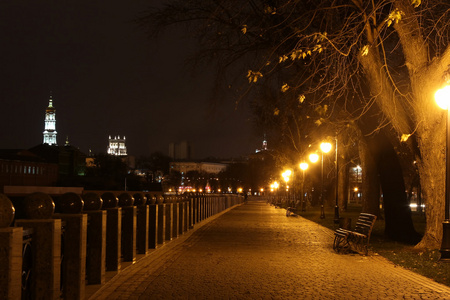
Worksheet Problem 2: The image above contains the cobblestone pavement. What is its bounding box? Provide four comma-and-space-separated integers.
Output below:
89, 199, 450, 299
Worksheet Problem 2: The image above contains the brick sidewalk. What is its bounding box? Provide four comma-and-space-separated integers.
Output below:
88, 199, 450, 299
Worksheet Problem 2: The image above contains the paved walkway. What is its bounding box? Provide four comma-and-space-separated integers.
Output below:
89, 199, 450, 299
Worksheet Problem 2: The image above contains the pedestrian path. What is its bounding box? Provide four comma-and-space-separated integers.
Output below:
89, 199, 450, 299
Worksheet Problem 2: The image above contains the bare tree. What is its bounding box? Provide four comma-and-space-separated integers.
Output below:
141, 0, 450, 248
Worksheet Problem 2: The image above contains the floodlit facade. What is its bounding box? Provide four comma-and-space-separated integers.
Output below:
170, 161, 227, 174
43, 95, 57, 145
107, 135, 127, 156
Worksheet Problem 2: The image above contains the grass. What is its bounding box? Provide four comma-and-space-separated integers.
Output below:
289, 204, 450, 287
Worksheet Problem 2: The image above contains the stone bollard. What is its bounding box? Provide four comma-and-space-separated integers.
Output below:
172, 197, 179, 239
0, 193, 22, 300
101, 192, 122, 272
156, 195, 166, 246
54, 192, 87, 300
188, 194, 194, 229
147, 195, 158, 249
82, 192, 106, 285
193, 194, 199, 225
15, 192, 61, 300
199, 194, 205, 222
164, 196, 173, 242
134, 192, 149, 255
178, 196, 185, 235
118, 193, 136, 263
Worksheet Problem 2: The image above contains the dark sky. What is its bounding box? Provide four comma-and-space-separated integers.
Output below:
0, 1, 260, 159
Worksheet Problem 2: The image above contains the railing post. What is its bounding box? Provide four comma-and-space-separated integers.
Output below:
15, 192, 61, 300
54, 192, 87, 300
172, 197, 179, 239
147, 195, 158, 249
188, 195, 194, 229
82, 192, 106, 285
0, 194, 22, 300
118, 193, 137, 263
156, 195, 166, 246
134, 193, 149, 255
101, 192, 122, 272
178, 196, 186, 235
164, 196, 173, 242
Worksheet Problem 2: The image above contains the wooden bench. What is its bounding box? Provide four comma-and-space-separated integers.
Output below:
286, 200, 301, 217
333, 213, 377, 255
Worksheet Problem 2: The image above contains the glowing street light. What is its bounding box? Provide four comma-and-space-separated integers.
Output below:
436, 83, 450, 261
309, 153, 319, 163
320, 142, 332, 154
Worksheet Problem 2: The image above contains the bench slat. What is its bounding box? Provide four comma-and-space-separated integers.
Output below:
333, 213, 377, 255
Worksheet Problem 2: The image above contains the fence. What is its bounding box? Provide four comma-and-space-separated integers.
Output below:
0, 191, 243, 300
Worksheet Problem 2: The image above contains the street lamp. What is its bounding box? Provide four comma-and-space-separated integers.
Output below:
334, 135, 340, 224
436, 84, 450, 261
299, 162, 309, 211
320, 142, 332, 219
282, 170, 292, 204
309, 153, 319, 163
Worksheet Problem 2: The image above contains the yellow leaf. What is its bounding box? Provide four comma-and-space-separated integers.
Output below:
281, 83, 290, 93
411, 0, 421, 8
274, 108, 280, 115
401, 134, 410, 142
298, 94, 305, 103
315, 119, 322, 126
241, 25, 247, 34
361, 45, 369, 56
246, 70, 263, 83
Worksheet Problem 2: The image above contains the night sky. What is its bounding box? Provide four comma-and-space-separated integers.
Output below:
0, 1, 260, 159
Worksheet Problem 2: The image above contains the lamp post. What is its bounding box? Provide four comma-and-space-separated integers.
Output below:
320, 142, 332, 219
334, 135, 340, 224
436, 84, 450, 261
299, 162, 309, 211
282, 170, 292, 205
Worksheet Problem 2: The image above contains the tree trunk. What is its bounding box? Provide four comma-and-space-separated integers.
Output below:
364, 131, 421, 244
414, 112, 446, 249
359, 137, 380, 217
355, 101, 421, 244
338, 158, 349, 212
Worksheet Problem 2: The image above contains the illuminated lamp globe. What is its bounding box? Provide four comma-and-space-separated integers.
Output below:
320, 142, 332, 153
435, 85, 450, 110
299, 162, 309, 171
309, 153, 319, 163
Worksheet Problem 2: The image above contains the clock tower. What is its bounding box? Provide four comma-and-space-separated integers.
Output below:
43, 95, 57, 145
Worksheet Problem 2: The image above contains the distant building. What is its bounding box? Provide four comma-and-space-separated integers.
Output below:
170, 161, 227, 174
255, 135, 268, 153
43, 95, 57, 145
107, 135, 127, 156
169, 141, 192, 160
0, 149, 59, 190
29, 143, 87, 178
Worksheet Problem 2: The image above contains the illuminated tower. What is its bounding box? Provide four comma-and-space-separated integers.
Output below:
107, 135, 127, 156
262, 134, 268, 151
43, 95, 57, 145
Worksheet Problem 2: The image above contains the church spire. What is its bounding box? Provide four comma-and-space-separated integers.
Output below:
43, 94, 57, 145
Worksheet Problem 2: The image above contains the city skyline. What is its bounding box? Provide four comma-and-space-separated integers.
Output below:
0, 1, 259, 159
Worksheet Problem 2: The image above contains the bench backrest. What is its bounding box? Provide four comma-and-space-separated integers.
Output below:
354, 213, 377, 239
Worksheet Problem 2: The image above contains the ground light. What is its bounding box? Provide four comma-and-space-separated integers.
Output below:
436, 84, 450, 261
